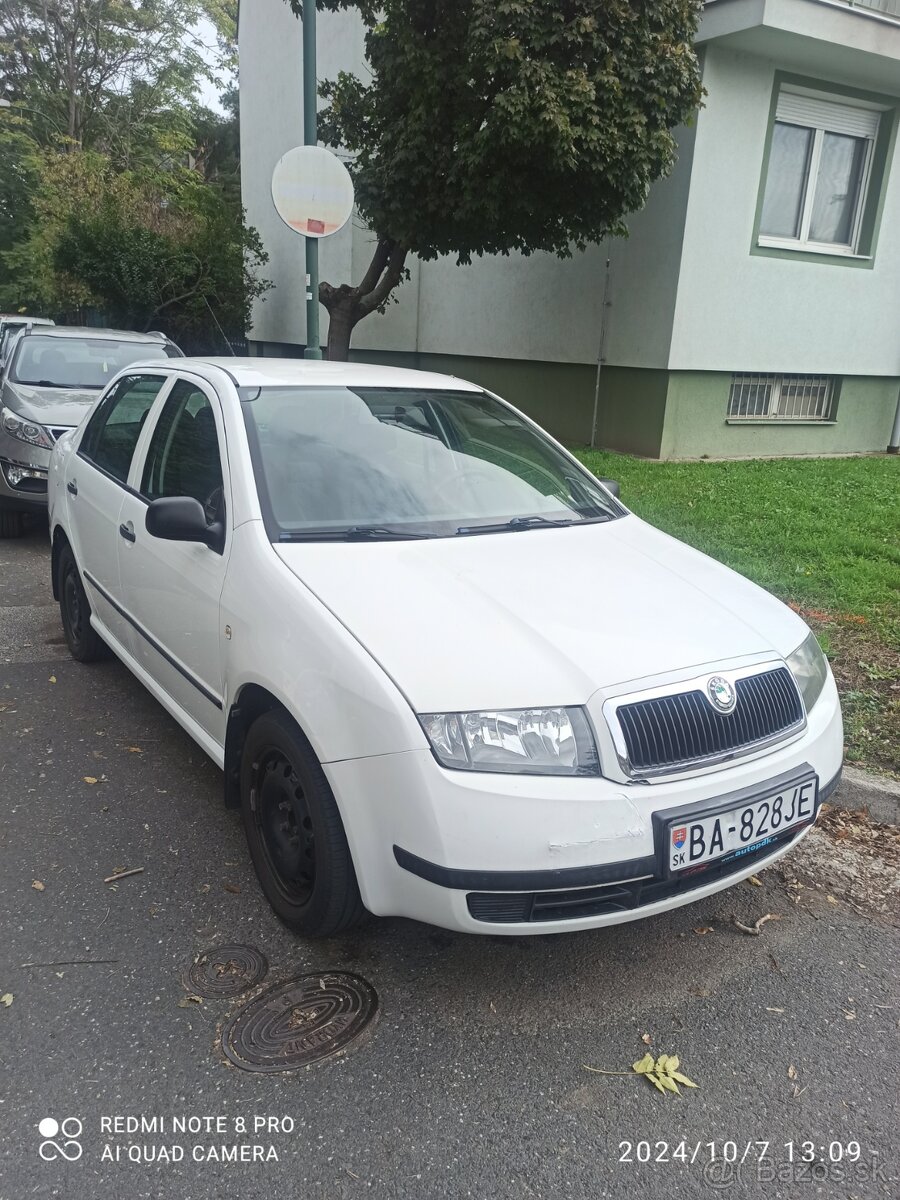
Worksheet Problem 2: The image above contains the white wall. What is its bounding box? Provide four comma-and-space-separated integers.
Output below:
239, 0, 606, 364
670, 42, 900, 374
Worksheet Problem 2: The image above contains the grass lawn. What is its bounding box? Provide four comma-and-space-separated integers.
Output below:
574, 451, 900, 777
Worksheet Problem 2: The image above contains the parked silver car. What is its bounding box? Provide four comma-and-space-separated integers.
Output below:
0, 316, 55, 372
0, 326, 182, 536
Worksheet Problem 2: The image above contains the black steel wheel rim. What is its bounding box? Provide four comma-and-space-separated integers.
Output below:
252, 748, 315, 905
64, 569, 83, 643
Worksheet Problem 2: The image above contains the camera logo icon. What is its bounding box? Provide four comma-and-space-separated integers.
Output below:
38, 1117, 83, 1162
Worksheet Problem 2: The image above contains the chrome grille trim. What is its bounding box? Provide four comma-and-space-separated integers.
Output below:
604, 661, 806, 779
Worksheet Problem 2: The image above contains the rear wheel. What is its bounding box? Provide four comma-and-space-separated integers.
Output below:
0, 508, 26, 538
240, 709, 364, 937
57, 542, 106, 662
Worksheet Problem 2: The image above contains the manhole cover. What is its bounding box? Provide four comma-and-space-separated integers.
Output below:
184, 945, 268, 998
221, 972, 378, 1072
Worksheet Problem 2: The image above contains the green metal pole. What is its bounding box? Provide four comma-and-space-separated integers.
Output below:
302, 1, 322, 359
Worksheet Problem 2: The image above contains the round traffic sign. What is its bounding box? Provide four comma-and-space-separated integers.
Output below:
271, 146, 354, 239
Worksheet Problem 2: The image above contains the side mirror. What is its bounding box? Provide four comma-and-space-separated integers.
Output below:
598, 477, 621, 499
146, 496, 223, 553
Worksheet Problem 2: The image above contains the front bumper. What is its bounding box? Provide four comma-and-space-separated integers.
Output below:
325, 672, 843, 934
0, 430, 51, 512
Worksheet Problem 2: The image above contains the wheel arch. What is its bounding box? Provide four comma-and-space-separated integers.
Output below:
224, 683, 302, 808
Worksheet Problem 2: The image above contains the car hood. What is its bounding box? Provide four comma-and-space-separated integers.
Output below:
2, 380, 99, 427
274, 515, 810, 712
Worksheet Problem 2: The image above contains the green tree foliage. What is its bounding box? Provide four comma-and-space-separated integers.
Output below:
0, 0, 218, 150
0, 1, 266, 349
1, 148, 269, 348
288, 0, 703, 358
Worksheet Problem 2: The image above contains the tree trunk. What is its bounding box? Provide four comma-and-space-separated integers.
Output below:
319, 238, 409, 361
326, 295, 362, 360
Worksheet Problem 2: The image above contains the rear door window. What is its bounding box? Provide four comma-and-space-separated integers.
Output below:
80, 375, 168, 483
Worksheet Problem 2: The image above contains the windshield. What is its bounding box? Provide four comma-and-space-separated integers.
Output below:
242, 386, 623, 540
10, 335, 177, 389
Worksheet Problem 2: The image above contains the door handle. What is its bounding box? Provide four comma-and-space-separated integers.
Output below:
119, 523, 136, 543
67, 480, 77, 495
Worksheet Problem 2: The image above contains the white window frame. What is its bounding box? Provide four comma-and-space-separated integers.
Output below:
727, 374, 837, 423
758, 88, 883, 258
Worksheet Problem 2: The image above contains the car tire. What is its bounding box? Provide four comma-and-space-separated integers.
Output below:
240, 708, 365, 937
0, 508, 26, 538
57, 542, 107, 662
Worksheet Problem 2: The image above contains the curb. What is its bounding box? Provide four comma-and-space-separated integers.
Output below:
832, 766, 900, 826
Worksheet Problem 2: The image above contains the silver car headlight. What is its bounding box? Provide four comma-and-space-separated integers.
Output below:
786, 631, 829, 713
1, 406, 53, 451
418, 707, 600, 776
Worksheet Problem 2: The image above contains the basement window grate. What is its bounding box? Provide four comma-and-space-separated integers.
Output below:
727, 374, 836, 421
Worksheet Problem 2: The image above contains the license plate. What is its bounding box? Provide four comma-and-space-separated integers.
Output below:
667, 776, 817, 874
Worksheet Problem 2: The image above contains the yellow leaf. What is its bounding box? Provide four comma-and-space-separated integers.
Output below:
647, 1072, 667, 1095
748, 875, 763, 886
657, 1073, 679, 1094
49, 675, 57, 684
671, 1071, 699, 1088
665, 1055, 680, 1075
788, 1064, 797, 1080
31, 880, 45, 891
1, 993, 12, 1007
632, 1053, 654, 1074
83, 776, 98, 785
655, 1054, 669, 1073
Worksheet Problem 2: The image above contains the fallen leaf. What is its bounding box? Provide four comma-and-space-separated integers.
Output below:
632, 1053, 655, 1074
31, 880, 45, 892
48, 675, 56, 684
83, 776, 98, 785
748, 875, 763, 887
788, 1064, 798, 1080
124, 746, 143, 754
641, 1032, 652, 1045
827, 895, 839, 905
1, 993, 12, 1007
223, 883, 241, 895
693, 926, 714, 935
178, 994, 203, 1008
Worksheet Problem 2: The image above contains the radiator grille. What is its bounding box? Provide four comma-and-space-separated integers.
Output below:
616, 667, 803, 773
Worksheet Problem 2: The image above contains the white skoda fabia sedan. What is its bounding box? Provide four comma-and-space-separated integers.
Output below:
48, 359, 843, 936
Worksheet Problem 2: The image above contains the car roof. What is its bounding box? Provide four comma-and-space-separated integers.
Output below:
169, 357, 485, 393
21, 325, 173, 343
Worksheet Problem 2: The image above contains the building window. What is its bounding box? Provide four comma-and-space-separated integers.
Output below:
759, 88, 882, 255
727, 374, 836, 422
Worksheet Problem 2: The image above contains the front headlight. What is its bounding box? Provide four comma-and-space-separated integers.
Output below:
1, 406, 53, 450
418, 707, 600, 776
786, 631, 829, 713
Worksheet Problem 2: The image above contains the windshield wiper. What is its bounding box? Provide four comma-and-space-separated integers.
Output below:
279, 525, 433, 542
456, 515, 579, 536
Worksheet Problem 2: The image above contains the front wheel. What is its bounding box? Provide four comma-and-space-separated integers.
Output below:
240, 709, 365, 937
57, 542, 107, 662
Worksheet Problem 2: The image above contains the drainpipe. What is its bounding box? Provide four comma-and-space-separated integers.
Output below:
590, 244, 613, 449
889, 384, 900, 454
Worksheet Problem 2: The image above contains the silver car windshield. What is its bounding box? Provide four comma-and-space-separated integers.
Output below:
10, 336, 176, 389
241, 386, 622, 540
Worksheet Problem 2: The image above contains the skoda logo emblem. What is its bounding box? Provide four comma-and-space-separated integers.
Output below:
706, 675, 736, 714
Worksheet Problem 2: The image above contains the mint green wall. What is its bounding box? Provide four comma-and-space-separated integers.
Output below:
661, 372, 900, 458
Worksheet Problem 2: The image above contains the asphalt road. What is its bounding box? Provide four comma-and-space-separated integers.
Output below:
1, 521, 898, 1200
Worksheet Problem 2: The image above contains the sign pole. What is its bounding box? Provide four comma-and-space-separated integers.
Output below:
302, 2, 322, 359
